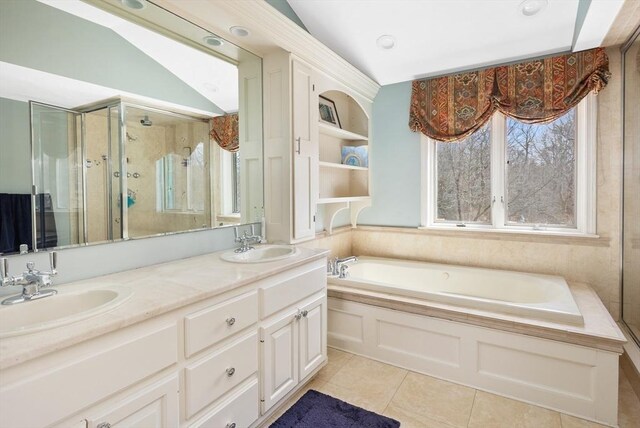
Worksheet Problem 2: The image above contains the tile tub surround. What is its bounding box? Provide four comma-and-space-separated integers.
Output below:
264, 348, 640, 428
0, 246, 328, 370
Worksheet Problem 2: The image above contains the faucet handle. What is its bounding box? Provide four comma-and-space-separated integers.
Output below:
0, 258, 8, 281
49, 251, 57, 275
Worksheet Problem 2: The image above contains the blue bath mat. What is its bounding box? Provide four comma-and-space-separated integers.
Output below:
270, 389, 400, 428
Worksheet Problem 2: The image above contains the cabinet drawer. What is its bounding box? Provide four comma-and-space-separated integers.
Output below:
0, 324, 178, 428
185, 291, 258, 357
86, 375, 179, 428
185, 331, 258, 418
260, 264, 325, 318
191, 380, 259, 428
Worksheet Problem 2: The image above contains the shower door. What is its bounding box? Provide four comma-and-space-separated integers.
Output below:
30, 102, 83, 250
622, 28, 640, 345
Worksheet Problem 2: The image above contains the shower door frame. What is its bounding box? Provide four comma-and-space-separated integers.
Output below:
29, 101, 85, 252
620, 25, 640, 347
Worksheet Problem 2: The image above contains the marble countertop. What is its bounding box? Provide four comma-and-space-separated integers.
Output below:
0, 246, 328, 370
328, 281, 627, 353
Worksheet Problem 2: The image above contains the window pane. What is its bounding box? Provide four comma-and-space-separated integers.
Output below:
436, 123, 492, 224
506, 109, 576, 227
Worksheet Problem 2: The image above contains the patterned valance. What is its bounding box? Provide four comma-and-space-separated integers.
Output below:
210, 113, 239, 152
409, 48, 610, 142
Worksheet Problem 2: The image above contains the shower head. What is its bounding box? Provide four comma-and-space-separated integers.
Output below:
140, 115, 152, 127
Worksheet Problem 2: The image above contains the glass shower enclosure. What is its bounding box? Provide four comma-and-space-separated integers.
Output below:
30, 100, 211, 251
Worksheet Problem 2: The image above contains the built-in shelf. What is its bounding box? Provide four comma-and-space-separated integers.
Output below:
318, 122, 368, 141
317, 196, 371, 204
319, 161, 368, 171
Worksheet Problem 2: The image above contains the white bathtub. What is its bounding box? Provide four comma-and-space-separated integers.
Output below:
328, 257, 584, 325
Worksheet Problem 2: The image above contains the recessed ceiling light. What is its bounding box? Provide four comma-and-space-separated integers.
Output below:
203, 35, 224, 47
120, 0, 147, 10
376, 35, 395, 50
520, 0, 548, 16
229, 26, 250, 37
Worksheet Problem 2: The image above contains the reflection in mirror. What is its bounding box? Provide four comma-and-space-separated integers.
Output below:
0, 0, 263, 255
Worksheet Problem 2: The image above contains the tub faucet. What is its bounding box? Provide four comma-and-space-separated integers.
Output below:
333, 256, 357, 277
0, 252, 58, 305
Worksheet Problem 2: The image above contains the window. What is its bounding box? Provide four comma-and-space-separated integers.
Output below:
422, 95, 596, 235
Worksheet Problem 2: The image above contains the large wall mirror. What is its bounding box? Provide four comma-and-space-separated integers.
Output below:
0, 0, 263, 254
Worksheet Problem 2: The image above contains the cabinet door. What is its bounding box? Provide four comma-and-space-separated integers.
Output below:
299, 294, 327, 380
86, 375, 179, 428
260, 308, 300, 413
292, 59, 318, 241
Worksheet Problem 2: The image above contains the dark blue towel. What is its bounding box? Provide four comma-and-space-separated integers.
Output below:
270, 390, 401, 428
0, 193, 33, 254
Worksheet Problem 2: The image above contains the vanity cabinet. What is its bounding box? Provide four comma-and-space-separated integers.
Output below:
0, 256, 327, 428
259, 261, 327, 413
84, 375, 179, 428
264, 49, 374, 243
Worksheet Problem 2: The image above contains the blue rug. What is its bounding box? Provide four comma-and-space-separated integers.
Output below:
270, 390, 401, 428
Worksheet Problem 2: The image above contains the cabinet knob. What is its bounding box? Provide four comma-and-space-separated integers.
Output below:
226, 367, 236, 377
296, 137, 301, 154
97, 423, 111, 428
294, 312, 302, 321
226, 317, 236, 326
227, 423, 236, 428
301, 310, 308, 317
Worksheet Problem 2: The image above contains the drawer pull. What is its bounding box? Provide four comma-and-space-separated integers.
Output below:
226, 317, 236, 326
226, 367, 236, 377
97, 423, 111, 428
227, 423, 236, 428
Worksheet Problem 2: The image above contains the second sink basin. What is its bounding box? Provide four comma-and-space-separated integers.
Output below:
0, 286, 132, 338
220, 245, 299, 263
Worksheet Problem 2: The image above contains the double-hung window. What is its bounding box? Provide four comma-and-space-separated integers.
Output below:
421, 95, 596, 235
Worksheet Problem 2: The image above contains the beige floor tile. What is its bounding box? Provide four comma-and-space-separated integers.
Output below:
315, 347, 354, 383
560, 414, 607, 428
619, 370, 640, 428
468, 391, 561, 428
383, 401, 458, 428
389, 372, 476, 428
324, 355, 408, 413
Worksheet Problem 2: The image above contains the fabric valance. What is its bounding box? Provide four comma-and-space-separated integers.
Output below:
409, 48, 610, 142
210, 113, 239, 152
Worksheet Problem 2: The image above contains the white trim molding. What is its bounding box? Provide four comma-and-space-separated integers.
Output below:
421, 95, 597, 237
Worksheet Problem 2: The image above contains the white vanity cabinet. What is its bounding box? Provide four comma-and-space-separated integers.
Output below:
259, 261, 327, 413
0, 255, 327, 428
264, 48, 374, 243
84, 375, 179, 428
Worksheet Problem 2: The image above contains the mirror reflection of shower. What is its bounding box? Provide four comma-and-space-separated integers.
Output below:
31, 100, 211, 248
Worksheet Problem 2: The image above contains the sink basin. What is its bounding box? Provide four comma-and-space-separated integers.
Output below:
0, 286, 132, 338
220, 245, 299, 263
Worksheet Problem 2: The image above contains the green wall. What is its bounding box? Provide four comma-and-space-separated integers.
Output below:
0, 98, 31, 193
358, 82, 422, 227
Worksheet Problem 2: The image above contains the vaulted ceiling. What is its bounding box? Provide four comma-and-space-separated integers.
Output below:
287, 0, 625, 85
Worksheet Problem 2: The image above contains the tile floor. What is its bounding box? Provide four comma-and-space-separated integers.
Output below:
264, 347, 640, 428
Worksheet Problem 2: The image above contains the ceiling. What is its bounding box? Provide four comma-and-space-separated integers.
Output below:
287, 0, 625, 86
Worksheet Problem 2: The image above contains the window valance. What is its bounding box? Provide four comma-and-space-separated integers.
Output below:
210, 113, 239, 152
409, 48, 610, 142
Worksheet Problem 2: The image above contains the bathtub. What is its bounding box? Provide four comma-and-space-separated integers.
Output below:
328, 257, 584, 325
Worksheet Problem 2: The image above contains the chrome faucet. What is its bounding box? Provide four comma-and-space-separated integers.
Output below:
233, 225, 263, 253
328, 256, 358, 277
0, 252, 58, 305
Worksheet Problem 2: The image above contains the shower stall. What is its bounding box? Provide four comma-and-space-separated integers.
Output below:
30, 100, 211, 250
